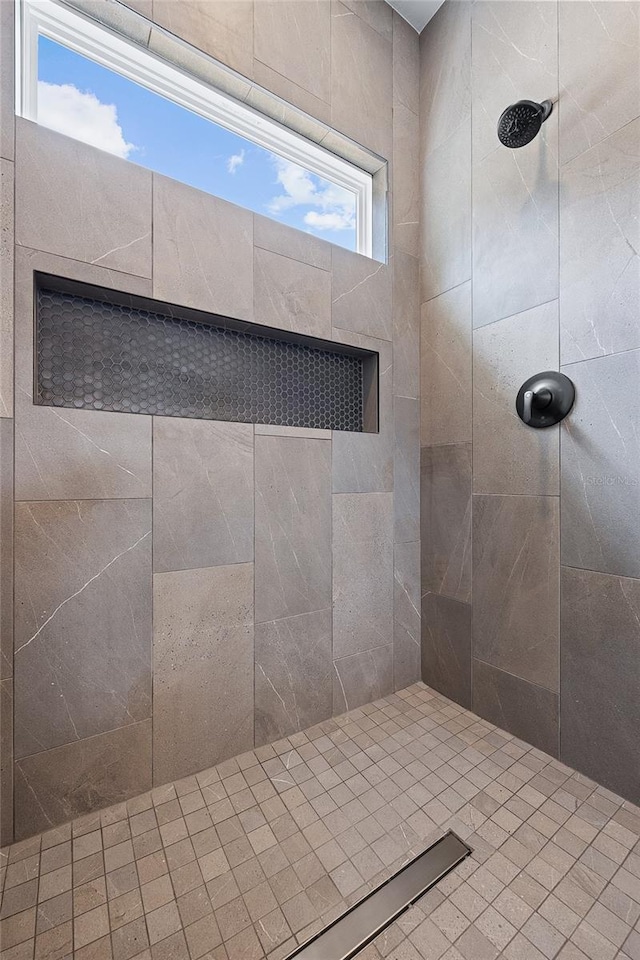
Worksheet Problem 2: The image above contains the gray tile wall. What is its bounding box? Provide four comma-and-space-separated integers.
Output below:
0, 0, 421, 842
420, 0, 640, 804
0, 0, 14, 850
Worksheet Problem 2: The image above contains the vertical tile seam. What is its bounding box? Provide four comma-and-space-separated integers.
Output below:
330, 421, 335, 718
10, 141, 16, 845
252, 423, 256, 748
391, 221, 396, 690
557, 0, 562, 763
469, 0, 474, 715
150, 167, 155, 792
150, 416, 154, 790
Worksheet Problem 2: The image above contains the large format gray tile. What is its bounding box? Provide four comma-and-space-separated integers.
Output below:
14, 721, 152, 840
255, 436, 331, 623
472, 660, 559, 757
0, 418, 12, 682
419, 0, 471, 158
333, 645, 393, 714
471, 1, 558, 328
253, 213, 331, 272
15, 121, 152, 277
14, 500, 152, 758
393, 542, 421, 691
392, 103, 419, 259
559, 1, 640, 165
420, 121, 471, 304
15, 398, 152, 502
153, 173, 253, 320
420, 444, 471, 604
560, 118, 640, 365
473, 302, 560, 496
255, 609, 332, 747
332, 247, 392, 342
0, 677, 12, 845
473, 494, 559, 692
472, 139, 558, 328
421, 282, 471, 447
472, 1, 558, 165
250, 59, 332, 128
0, 158, 13, 417
153, 564, 254, 786
561, 350, 640, 578
152, 0, 253, 78
253, 247, 331, 340
561, 566, 640, 805
331, 0, 392, 159
392, 250, 419, 401
393, 397, 420, 544
393, 10, 419, 117
333, 493, 394, 659
343, 0, 393, 42
0, 0, 14, 162
153, 417, 254, 574
421, 593, 471, 710
254, 0, 331, 104
332, 333, 393, 494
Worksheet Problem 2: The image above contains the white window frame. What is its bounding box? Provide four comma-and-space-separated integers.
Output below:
16, 0, 374, 258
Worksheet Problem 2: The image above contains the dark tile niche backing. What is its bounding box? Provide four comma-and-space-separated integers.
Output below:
35, 274, 378, 433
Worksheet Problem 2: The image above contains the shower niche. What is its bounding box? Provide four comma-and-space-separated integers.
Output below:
34, 273, 378, 433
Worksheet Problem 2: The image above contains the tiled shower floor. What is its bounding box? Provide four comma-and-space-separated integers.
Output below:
2, 684, 640, 960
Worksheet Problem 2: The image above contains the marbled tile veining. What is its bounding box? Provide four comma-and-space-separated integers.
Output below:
13, 499, 152, 760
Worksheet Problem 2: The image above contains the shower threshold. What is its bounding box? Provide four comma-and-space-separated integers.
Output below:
285, 830, 471, 960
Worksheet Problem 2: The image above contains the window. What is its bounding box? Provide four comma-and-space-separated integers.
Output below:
16, 0, 377, 257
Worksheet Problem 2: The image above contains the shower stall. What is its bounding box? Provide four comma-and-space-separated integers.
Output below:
0, 0, 638, 957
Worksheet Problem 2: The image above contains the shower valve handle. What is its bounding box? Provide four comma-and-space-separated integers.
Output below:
522, 387, 551, 424
516, 373, 575, 429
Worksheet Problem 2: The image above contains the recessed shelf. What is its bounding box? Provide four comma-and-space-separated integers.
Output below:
35, 274, 378, 433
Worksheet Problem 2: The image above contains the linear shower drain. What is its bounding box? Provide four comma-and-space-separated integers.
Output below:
285, 831, 471, 960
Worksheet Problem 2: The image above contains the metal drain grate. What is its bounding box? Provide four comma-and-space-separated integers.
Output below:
286, 831, 471, 960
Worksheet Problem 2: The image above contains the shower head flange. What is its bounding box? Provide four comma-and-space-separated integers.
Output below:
497, 99, 553, 148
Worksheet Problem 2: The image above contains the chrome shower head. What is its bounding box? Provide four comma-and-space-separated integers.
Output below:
497, 99, 553, 148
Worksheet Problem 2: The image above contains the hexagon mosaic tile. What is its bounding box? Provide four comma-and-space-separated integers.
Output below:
36, 286, 365, 432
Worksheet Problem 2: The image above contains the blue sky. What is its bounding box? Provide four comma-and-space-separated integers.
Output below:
37, 36, 356, 250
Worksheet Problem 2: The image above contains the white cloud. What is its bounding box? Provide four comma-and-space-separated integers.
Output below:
226, 149, 245, 174
37, 81, 136, 159
267, 156, 356, 233
303, 210, 355, 232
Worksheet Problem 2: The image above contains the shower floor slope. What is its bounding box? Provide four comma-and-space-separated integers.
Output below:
1, 682, 639, 959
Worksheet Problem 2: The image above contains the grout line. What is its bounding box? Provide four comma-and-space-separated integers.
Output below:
10, 139, 17, 848
15, 717, 152, 765
472, 655, 560, 697
252, 420, 256, 750
469, 0, 475, 717
470, 491, 560, 499
150, 414, 154, 792
561, 344, 640, 369
559, 110, 640, 169
419, 275, 472, 309
560, 563, 640, 583
557, 0, 562, 765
